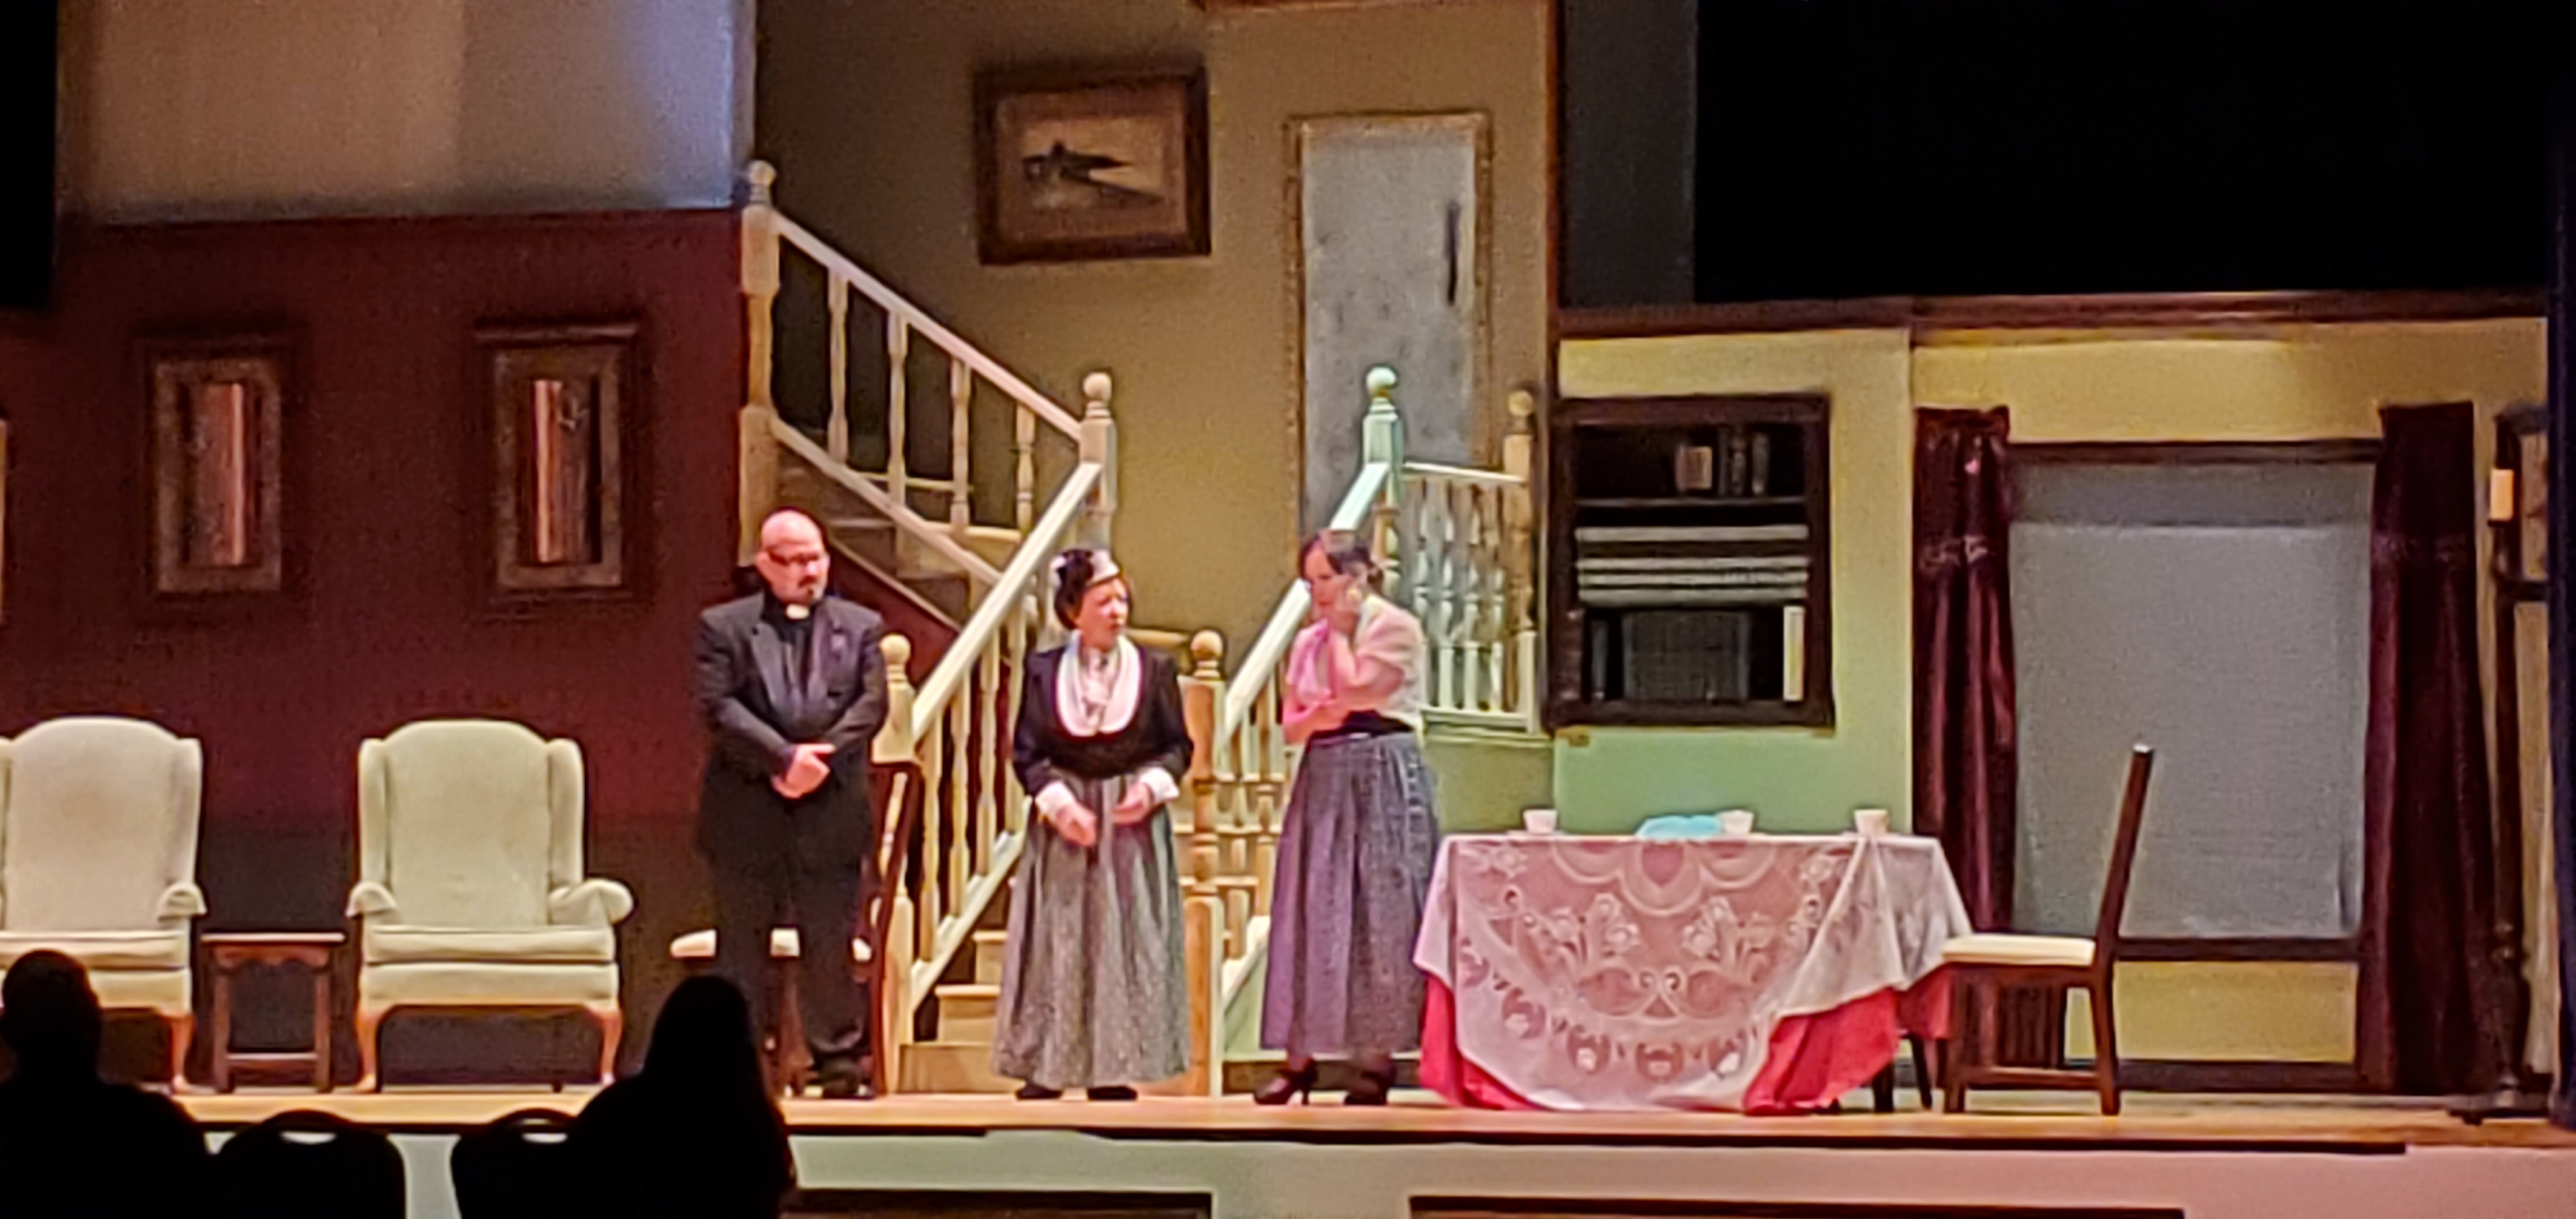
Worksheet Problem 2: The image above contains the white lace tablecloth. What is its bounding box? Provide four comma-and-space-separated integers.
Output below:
1414, 832, 1973, 1111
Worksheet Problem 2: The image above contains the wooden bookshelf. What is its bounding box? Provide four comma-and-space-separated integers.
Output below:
1545, 395, 1832, 728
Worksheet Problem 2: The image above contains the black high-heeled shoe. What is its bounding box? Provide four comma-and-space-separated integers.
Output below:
1085, 1085, 1138, 1101
1344, 1065, 1395, 1107
1016, 1082, 1063, 1101
1253, 1061, 1319, 1107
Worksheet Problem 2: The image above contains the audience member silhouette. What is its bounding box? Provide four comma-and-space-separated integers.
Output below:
0, 950, 213, 1218
572, 975, 794, 1218
452, 1107, 582, 1218
216, 1108, 406, 1219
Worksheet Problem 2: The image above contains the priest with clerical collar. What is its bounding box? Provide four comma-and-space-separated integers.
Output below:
692, 508, 888, 1098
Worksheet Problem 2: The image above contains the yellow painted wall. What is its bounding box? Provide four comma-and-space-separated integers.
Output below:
1562, 319, 2549, 1062
755, 0, 1551, 652
1919, 319, 2547, 1061
1915, 321, 2547, 442
2069, 964, 2357, 1063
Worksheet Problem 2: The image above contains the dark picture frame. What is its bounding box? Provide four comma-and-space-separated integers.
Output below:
974, 66, 1210, 264
1198, 0, 1496, 8
477, 321, 636, 602
144, 333, 291, 599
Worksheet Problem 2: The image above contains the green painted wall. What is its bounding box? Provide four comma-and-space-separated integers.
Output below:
1551, 330, 1917, 835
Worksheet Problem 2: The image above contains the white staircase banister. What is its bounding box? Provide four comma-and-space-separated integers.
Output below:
1402, 461, 1521, 487
769, 210, 1083, 440
910, 461, 1100, 738
1219, 459, 1390, 732
768, 417, 1002, 587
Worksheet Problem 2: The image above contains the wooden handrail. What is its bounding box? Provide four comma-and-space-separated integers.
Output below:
910, 462, 1098, 737
1218, 461, 1389, 732
769, 212, 1084, 440
1180, 371, 1549, 1094
1402, 460, 1522, 487
891, 461, 1102, 1031
769, 418, 1002, 586
744, 162, 1128, 1092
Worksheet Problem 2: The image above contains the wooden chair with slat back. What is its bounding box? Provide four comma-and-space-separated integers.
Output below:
668, 633, 926, 1098
1935, 744, 2154, 1115
728, 756, 923, 1098
859, 757, 924, 1098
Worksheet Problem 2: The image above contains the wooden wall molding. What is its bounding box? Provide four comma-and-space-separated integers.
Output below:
1557, 289, 2545, 341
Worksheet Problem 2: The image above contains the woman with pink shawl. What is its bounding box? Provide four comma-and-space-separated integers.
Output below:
1255, 531, 1441, 1107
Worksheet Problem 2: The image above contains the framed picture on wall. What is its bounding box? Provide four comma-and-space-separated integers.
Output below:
143, 333, 291, 599
974, 66, 1210, 264
477, 321, 637, 603
1197, 0, 1485, 7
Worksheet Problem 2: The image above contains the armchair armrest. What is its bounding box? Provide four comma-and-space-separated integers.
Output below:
346, 881, 399, 920
156, 882, 207, 922
549, 878, 635, 927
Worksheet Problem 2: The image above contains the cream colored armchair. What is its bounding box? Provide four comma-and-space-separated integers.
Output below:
0, 716, 207, 1085
348, 720, 631, 1091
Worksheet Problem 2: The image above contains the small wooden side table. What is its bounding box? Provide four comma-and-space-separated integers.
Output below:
205, 931, 345, 1092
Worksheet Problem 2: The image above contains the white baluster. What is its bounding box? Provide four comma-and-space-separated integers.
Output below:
737, 161, 781, 564
975, 631, 1000, 868
951, 358, 974, 537
1079, 371, 1116, 549
887, 315, 910, 507
1015, 405, 1037, 536
827, 273, 850, 463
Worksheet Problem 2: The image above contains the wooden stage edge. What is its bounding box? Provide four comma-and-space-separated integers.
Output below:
174, 1091, 2576, 1153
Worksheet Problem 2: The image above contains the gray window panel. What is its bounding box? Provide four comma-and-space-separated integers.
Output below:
2011, 463, 2370, 939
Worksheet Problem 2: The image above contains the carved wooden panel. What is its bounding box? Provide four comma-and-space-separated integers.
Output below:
480, 321, 635, 599
146, 336, 288, 597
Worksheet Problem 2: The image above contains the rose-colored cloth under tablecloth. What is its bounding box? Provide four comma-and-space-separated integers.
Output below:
1413, 833, 1973, 1113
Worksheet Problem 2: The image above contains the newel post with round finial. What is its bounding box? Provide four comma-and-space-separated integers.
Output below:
1179, 630, 1227, 900
1078, 371, 1117, 550
872, 632, 917, 766
1504, 387, 1540, 727
738, 160, 784, 564
1362, 366, 1406, 573
1177, 629, 1229, 1097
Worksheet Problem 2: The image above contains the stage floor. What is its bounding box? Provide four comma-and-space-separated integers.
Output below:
179, 1088, 2576, 1151
176, 1090, 2576, 1219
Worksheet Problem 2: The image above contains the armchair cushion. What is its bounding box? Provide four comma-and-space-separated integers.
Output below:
371, 722, 555, 929
1940, 932, 2096, 969
363, 923, 616, 967
2, 717, 203, 933
547, 879, 634, 928
0, 930, 190, 972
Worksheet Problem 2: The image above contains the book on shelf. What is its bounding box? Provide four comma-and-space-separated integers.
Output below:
1782, 604, 1806, 702
1675, 442, 1715, 494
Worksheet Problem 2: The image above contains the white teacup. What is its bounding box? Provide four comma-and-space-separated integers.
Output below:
1853, 808, 1891, 836
1522, 807, 1559, 834
1717, 809, 1756, 836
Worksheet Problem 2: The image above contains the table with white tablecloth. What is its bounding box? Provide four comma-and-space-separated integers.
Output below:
1414, 832, 1974, 1113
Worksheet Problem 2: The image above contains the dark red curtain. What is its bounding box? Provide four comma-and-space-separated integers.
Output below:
1913, 408, 2018, 930
2359, 402, 2503, 1095
2548, 66, 2576, 1131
